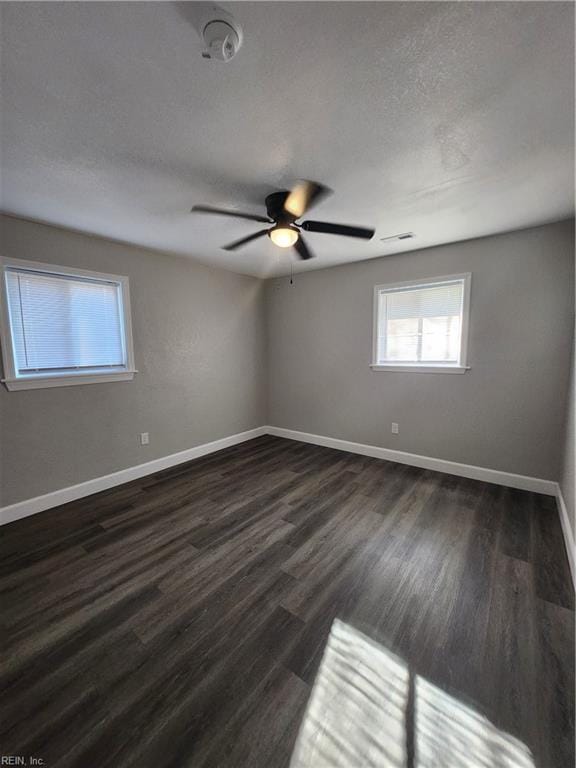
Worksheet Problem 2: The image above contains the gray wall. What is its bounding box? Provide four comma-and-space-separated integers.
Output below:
560, 326, 575, 539
1, 216, 573, 508
266, 221, 574, 481
0, 215, 266, 507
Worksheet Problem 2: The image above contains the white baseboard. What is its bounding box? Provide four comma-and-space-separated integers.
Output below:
0, 427, 267, 527
265, 426, 558, 496
272, 426, 574, 589
555, 485, 576, 591
1, 423, 561, 529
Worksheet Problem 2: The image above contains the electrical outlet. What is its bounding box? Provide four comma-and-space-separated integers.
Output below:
391, 423, 399, 434
140, 432, 150, 445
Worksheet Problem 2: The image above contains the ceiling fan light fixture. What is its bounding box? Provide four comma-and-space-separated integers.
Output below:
191, 181, 375, 260
269, 226, 299, 248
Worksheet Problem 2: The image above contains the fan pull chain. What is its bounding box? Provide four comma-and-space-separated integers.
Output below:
290, 260, 294, 285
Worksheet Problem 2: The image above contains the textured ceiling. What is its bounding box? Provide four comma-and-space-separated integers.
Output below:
1, 2, 574, 277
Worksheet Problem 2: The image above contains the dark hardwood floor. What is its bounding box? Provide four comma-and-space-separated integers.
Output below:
1, 435, 574, 768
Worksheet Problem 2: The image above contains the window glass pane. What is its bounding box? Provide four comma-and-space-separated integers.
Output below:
5, 269, 126, 374
384, 318, 419, 361
6, 272, 27, 366
376, 279, 465, 365
386, 334, 420, 361
421, 316, 461, 362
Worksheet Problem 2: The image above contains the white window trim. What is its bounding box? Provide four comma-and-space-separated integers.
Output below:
371, 272, 471, 374
0, 257, 137, 391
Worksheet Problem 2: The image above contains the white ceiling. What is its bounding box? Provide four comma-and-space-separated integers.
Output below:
1, 2, 574, 277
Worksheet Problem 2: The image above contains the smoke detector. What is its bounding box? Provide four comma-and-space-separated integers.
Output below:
201, 8, 243, 62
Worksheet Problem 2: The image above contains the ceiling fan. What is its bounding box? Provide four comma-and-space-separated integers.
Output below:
190, 181, 375, 260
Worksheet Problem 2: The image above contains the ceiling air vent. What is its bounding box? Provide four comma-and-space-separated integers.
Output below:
380, 232, 415, 243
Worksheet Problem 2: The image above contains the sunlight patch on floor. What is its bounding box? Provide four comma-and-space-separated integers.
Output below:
290, 619, 408, 767
290, 619, 535, 768
416, 677, 534, 768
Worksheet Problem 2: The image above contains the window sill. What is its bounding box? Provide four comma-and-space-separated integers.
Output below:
370, 364, 470, 374
2, 370, 137, 391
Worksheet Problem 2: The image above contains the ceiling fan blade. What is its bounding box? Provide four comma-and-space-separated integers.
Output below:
301, 220, 375, 239
284, 181, 332, 219
222, 229, 270, 251
293, 235, 315, 260
191, 205, 270, 224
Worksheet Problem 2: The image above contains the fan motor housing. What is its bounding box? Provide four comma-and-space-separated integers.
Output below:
265, 191, 294, 222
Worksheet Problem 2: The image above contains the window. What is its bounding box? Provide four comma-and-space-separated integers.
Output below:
371, 273, 471, 373
0, 259, 136, 390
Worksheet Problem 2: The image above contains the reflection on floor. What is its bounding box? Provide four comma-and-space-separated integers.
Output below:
291, 620, 535, 768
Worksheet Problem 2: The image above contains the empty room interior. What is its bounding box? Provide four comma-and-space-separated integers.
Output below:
1, 2, 575, 767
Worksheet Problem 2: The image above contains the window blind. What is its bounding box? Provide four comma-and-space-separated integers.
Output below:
377, 280, 464, 364
5, 268, 126, 374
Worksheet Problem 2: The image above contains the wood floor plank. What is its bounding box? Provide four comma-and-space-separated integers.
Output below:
196, 666, 309, 768
499, 487, 533, 562
535, 599, 575, 768
532, 493, 575, 610
1, 436, 573, 768
482, 554, 539, 761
